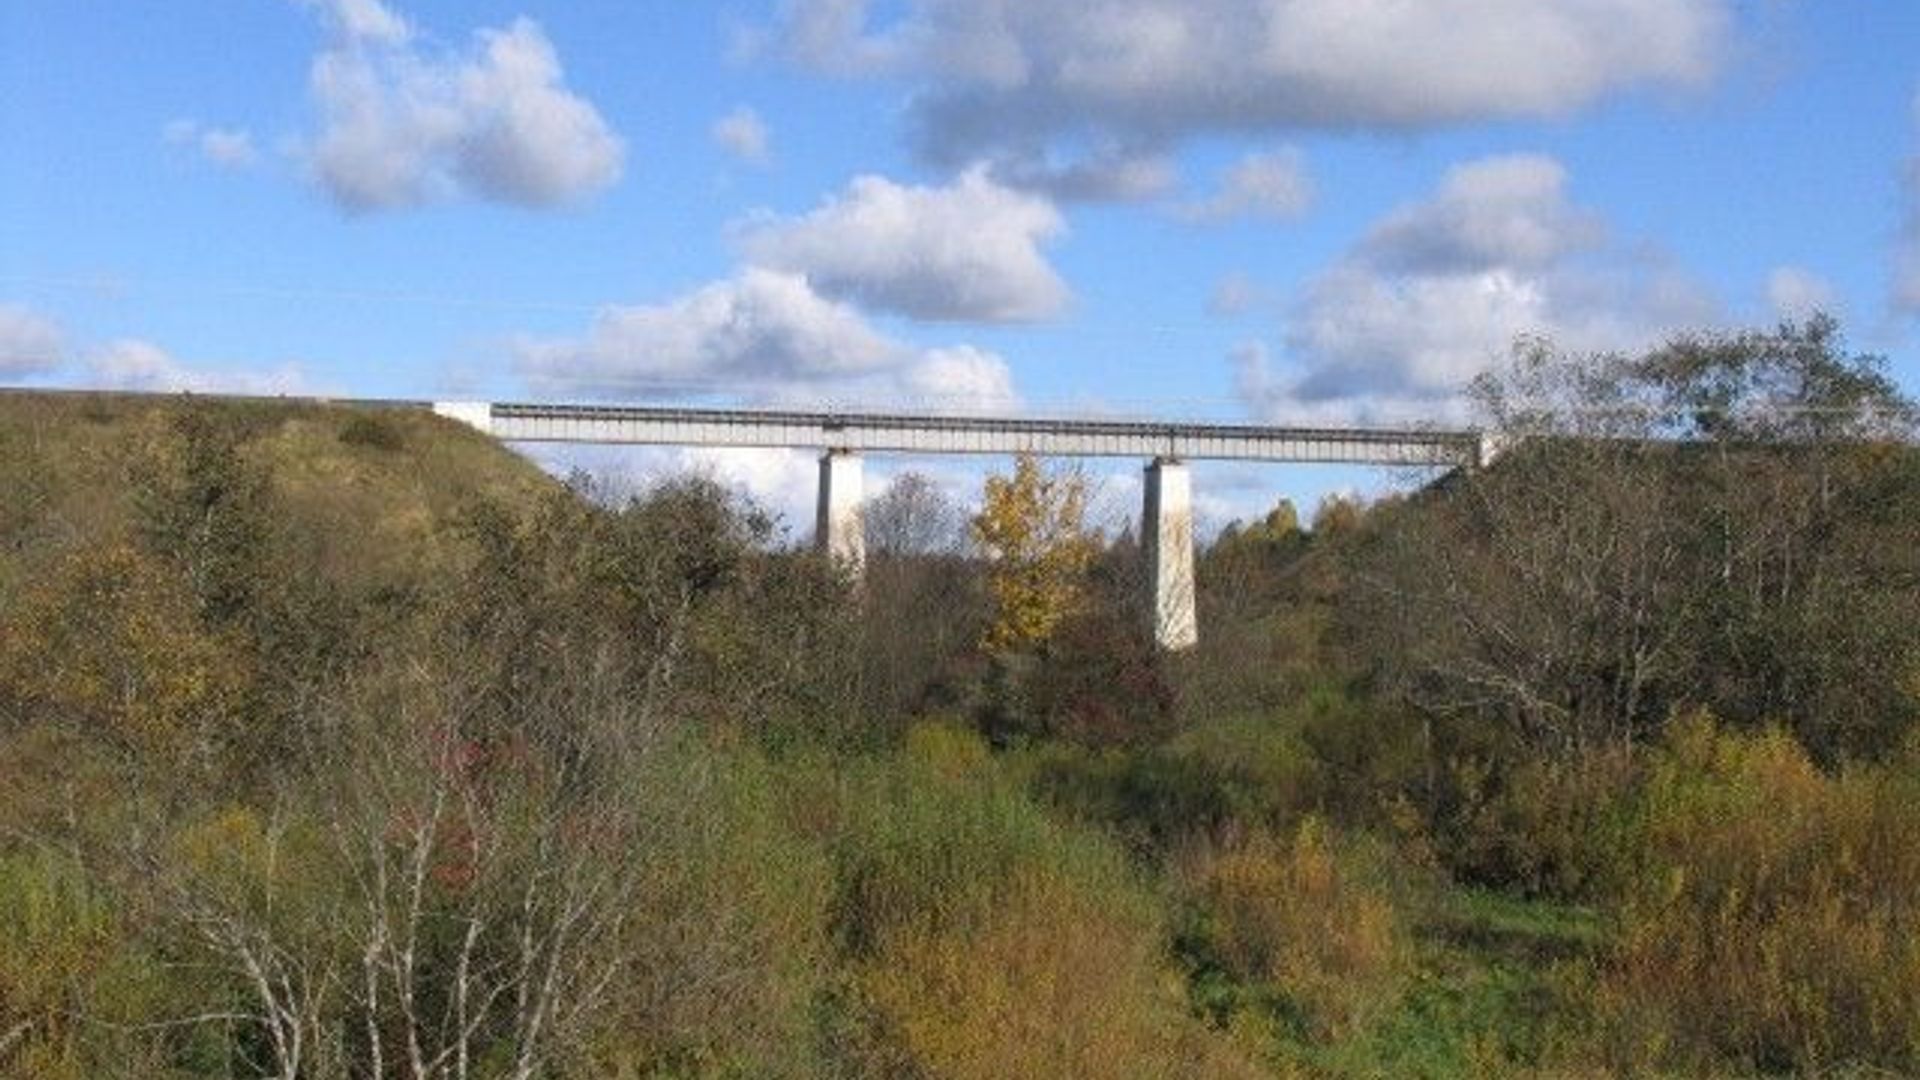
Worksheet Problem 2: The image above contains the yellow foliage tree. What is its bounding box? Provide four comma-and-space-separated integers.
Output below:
970, 454, 1099, 651
0, 543, 248, 758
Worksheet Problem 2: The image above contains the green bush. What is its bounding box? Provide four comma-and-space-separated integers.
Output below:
1581, 714, 1920, 1073
0, 850, 169, 1079
821, 723, 1259, 1078
575, 742, 835, 1078
1434, 745, 1640, 900
1179, 819, 1414, 1042
335, 413, 405, 451
1026, 712, 1321, 853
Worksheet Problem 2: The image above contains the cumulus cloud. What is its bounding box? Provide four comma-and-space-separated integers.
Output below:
899, 346, 1019, 411
516, 269, 898, 398
164, 120, 260, 169
88, 339, 315, 395
680, 446, 818, 528
0, 303, 67, 375
1237, 153, 1719, 423
303, 0, 409, 45
0, 304, 317, 393
712, 105, 772, 165
517, 270, 1025, 415
986, 143, 1177, 202
1359, 155, 1605, 275
521, 441, 822, 536
300, 0, 623, 210
769, 0, 1729, 192
1180, 149, 1313, 223
737, 168, 1069, 322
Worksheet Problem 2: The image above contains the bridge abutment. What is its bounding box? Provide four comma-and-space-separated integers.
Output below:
816, 450, 865, 577
1143, 457, 1198, 651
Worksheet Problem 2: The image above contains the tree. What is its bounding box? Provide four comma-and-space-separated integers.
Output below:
131, 406, 274, 629
865, 472, 964, 558
971, 455, 1100, 652
1357, 317, 1920, 758
858, 472, 984, 725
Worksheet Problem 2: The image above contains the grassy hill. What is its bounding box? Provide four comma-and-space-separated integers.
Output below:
0, 391, 555, 602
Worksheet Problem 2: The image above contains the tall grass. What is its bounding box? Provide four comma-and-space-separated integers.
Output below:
1180, 818, 1413, 1043
1583, 714, 1920, 1073
823, 723, 1262, 1078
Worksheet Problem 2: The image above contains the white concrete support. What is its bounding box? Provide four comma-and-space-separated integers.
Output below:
431, 401, 494, 435
816, 450, 865, 577
1143, 457, 1198, 651
1476, 431, 1514, 469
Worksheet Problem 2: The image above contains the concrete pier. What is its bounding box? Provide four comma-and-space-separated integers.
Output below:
816, 450, 865, 576
1143, 458, 1197, 651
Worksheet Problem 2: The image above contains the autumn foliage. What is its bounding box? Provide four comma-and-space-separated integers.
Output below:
0, 323, 1917, 1080
970, 453, 1099, 651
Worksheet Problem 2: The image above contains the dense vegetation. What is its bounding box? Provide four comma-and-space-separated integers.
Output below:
2, 318, 1918, 1078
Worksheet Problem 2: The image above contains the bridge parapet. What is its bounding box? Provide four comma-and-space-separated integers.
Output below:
443, 401, 1479, 467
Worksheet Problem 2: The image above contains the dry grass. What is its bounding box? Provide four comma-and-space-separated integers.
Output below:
1185, 818, 1412, 1041
1584, 714, 1920, 1073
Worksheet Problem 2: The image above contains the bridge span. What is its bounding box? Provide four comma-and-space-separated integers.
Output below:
436, 400, 1489, 650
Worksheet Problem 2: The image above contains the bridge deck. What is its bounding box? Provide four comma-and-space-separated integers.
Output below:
469, 401, 1482, 466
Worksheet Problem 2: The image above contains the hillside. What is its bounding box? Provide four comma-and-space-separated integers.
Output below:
0, 391, 556, 602
2, 352, 1919, 1078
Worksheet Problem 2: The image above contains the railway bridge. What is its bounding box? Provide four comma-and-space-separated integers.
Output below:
435, 401, 1492, 649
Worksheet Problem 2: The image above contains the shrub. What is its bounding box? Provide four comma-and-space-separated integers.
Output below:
827, 724, 1125, 955
336, 413, 405, 451
577, 742, 834, 1077
1020, 605, 1174, 747
1182, 818, 1412, 1041
859, 868, 1261, 1080
1435, 744, 1640, 900
824, 724, 1258, 1077
0, 850, 168, 1079
1027, 710, 1323, 853
1584, 713, 1920, 1073
0, 543, 249, 762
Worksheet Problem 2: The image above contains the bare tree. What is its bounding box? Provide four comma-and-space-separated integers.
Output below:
1353, 319, 1920, 758
864, 471, 965, 559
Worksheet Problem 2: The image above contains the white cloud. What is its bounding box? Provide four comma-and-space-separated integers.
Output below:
523, 442, 822, 538
771, 0, 1729, 192
712, 105, 772, 165
303, 0, 410, 46
0, 303, 67, 375
1766, 266, 1835, 321
300, 2, 623, 210
1180, 149, 1313, 223
164, 120, 260, 170
516, 268, 1028, 415
1237, 153, 1719, 422
681, 446, 817, 527
87, 339, 314, 395
1360, 155, 1604, 274
0, 305, 319, 391
737, 168, 1069, 322
899, 346, 1019, 412
516, 268, 899, 398
987, 143, 1177, 202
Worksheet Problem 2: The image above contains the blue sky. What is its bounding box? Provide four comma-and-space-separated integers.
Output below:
4, 0, 1919, 530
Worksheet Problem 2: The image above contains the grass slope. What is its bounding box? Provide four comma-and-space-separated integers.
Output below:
0, 390, 556, 598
